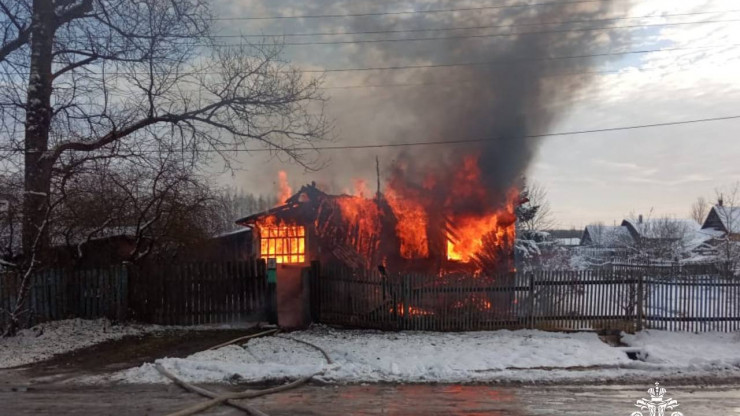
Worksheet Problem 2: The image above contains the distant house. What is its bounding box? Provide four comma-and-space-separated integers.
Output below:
701, 204, 740, 240
580, 224, 632, 248
620, 217, 702, 245
620, 216, 718, 260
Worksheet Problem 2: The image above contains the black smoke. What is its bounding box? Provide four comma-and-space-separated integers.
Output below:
342, 0, 632, 214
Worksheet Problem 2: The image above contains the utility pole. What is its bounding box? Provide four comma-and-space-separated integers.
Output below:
375, 156, 381, 202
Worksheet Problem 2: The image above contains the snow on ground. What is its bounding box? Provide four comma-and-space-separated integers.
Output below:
112, 326, 632, 384
622, 331, 740, 370
111, 326, 740, 385
0, 318, 149, 368
0, 318, 255, 369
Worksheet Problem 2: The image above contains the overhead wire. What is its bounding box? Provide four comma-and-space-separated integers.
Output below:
6, 114, 732, 155
209, 0, 624, 20
210, 19, 740, 46
3, 42, 736, 77
212, 9, 740, 38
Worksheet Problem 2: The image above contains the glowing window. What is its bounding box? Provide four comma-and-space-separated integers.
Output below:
260, 226, 306, 264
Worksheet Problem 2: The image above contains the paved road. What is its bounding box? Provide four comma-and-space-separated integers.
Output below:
2, 381, 740, 415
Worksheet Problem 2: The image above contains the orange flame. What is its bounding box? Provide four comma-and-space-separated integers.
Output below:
257, 215, 306, 264
385, 182, 429, 259
334, 194, 382, 258
446, 190, 517, 262
353, 179, 370, 198
276, 171, 292, 205
386, 155, 517, 266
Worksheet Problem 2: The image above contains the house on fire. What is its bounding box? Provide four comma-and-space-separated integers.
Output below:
235, 183, 512, 273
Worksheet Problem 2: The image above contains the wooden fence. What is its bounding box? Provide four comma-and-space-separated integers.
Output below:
0, 266, 129, 328
310, 263, 740, 332
0, 260, 267, 329
129, 261, 267, 325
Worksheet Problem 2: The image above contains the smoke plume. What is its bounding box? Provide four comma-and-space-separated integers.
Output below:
342, 0, 632, 214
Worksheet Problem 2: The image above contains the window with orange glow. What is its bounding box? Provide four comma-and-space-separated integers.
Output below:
259, 226, 306, 264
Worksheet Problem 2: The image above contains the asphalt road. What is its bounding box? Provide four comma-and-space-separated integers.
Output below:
1, 381, 740, 415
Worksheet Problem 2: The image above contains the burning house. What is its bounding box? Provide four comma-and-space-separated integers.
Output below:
237, 162, 520, 276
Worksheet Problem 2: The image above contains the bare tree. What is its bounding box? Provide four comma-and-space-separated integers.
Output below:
212, 189, 278, 234
518, 181, 555, 232
690, 196, 709, 225
713, 183, 740, 276
0, 0, 327, 334
623, 211, 695, 262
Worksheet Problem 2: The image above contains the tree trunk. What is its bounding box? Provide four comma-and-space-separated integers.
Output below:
5, 0, 56, 336
23, 0, 55, 261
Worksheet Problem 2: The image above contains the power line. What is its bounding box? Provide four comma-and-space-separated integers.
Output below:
223, 19, 740, 47
221, 114, 740, 152
319, 63, 729, 90
24, 43, 739, 77
309, 43, 740, 73
218, 9, 740, 37
0, 60, 720, 91
210, 0, 619, 20
4, 114, 740, 154
214, 11, 740, 39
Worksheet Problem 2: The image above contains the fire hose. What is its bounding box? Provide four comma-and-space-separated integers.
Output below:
158, 329, 333, 416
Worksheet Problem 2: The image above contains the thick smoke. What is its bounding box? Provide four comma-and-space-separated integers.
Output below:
219, 1, 631, 204
342, 0, 632, 214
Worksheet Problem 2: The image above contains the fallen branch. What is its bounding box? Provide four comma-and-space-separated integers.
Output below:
165, 374, 316, 416
207, 328, 280, 351
155, 364, 268, 416
275, 335, 333, 364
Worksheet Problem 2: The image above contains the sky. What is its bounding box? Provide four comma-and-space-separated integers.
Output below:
210, 0, 740, 229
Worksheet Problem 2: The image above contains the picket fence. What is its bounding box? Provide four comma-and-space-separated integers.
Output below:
310, 263, 740, 333
0, 260, 267, 329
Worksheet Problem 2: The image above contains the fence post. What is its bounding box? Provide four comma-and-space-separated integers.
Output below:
309, 261, 321, 323
527, 272, 535, 329
402, 275, 410, 330
636, 274, 644, 332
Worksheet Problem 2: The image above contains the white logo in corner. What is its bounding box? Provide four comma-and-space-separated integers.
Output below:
631, 382, 684, 416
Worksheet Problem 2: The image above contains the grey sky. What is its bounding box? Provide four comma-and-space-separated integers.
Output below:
212, 0, 740, 228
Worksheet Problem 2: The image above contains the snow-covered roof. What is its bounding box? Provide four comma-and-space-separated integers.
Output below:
705, 205, 740, 233
684, 228, 719, 252
622, 218, 701, 240
581, 225, 632, 247
556, 237, 581, 247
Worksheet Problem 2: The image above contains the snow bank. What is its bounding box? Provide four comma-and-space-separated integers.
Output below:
0, 318, 150, 368
114, 327, 636, 384
622, 330, 740, 370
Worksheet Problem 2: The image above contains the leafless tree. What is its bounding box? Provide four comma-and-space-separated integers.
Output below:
0, 0, 327, 334
212, 189, 277, 234
52, 155, 221, 265
518, 181, 555, 233
713, 183, 740, 276
690, 196, 709, 225
623, 211, 695, 262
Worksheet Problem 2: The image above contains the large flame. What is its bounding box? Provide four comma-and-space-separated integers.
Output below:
257, 215, 306, 264
334, 194, 382, 258
446, 191, 517, 263
386, 155, 517, 266
276, 170, 292, 206
385, 178, 429, 259
266, 156, 518, 270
